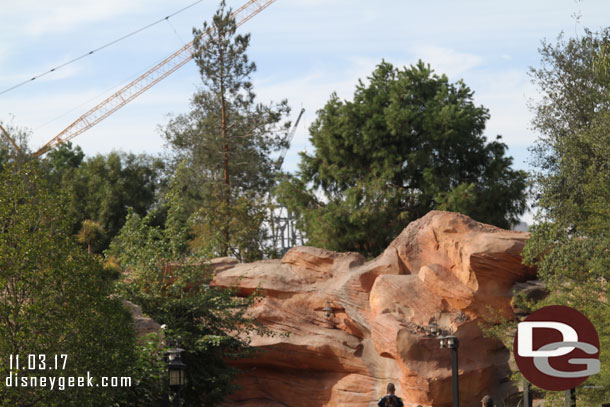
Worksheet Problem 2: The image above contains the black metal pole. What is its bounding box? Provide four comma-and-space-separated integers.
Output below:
451, 346, 459, 407
173, 389, 181, 407
523, 380, 532, 407
564, 388, 575, 407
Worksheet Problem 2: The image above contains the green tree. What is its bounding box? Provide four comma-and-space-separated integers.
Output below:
278, 61, 528, 257
42, 147, 165, 252
77, 219, 106, 254
162, 0, 289, 261
0, 120, 31, 165
43, 141, 85, 177
108, 178, 270, 407
523, 28, 610, 404
0, 162, 139, 407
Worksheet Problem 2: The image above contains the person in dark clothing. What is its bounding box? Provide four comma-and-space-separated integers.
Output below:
377, 383, 404, 407
481, 395, 495, 407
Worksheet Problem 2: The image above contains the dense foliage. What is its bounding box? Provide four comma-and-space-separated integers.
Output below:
0, 162, 139, 407
278, 61, 528, 257
162, 1, 289, 261
523, 28, 610, 404
108, 179, 269, 407
0, 121, 31, 165
2, 4, 287, 405
42, 144, 164, 252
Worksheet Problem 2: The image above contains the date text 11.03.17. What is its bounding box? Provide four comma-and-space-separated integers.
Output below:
9, 354, 68, 371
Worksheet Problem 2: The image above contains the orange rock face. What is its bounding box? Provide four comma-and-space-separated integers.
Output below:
211, 211, 535, 407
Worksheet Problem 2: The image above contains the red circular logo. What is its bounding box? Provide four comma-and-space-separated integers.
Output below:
513, 305, 600, 391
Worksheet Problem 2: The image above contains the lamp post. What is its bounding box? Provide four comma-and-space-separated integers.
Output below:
444, 335, 459, 407
429, 324, 460, 407
322, 301, 333, 318
167, 348, 186, 407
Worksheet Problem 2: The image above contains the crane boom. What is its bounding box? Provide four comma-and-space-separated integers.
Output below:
33, 0, 278, 157
0, 124, 21, 153
276, 107, 304, 170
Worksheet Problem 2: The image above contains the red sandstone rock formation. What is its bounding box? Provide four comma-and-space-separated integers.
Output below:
211, 211, 535, 407
122, 300, 162, 338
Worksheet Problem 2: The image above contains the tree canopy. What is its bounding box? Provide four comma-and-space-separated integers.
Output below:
523, 28, 610, 404
278, 61, 528, 257
108, 177, 270, 407
163, 0, 289, 261
0, 162, 138, 407
42, 144, 164, 252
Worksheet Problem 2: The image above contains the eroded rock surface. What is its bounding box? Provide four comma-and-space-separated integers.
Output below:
211, 211, 535, 407
122, 300, 161, 338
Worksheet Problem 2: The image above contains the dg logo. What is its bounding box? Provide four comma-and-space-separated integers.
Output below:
513, 305, 600, 391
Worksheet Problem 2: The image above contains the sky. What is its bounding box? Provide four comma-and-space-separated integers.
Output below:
0, 0, 608, 223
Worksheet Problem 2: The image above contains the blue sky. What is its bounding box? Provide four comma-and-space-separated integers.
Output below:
1, 1, 608, 193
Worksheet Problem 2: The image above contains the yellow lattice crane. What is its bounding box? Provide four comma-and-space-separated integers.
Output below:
32, 0, 278, 157
0, 124, 21, 153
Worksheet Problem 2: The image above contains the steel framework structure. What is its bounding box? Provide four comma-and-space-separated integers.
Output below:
33, 0, 277, 157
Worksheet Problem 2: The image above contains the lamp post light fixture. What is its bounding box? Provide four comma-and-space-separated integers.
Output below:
428, 324, 460, 407
322, 301, 333, 319
445, 335, 458, 349
167, 348, 186, 407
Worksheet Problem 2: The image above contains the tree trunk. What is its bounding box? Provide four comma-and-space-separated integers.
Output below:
219, 38, 230, 257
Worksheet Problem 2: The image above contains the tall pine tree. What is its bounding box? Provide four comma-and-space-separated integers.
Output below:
163, 1, 289, 261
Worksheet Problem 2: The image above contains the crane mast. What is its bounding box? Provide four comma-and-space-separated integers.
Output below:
276, 107, 304, 170
269, 107, 306, 254
33, 0, 278, 157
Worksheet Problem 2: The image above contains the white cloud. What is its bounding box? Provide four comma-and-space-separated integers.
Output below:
473, 70, 537, 146
253, 62, 378, 173
0, 0, 604, 165
410, 45, 484, 78
0, 67, 198, 152
0, 44, 7, 65
2, 0, 159, 37
253, 50, 541, 175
